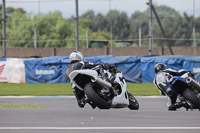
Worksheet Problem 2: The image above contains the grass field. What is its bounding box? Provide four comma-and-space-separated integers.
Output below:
0, 83, 161, 96
0, 83, 161, 108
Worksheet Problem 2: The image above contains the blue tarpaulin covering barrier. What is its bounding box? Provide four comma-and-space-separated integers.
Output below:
84, 55, 114, 63
0, 58, 6, 61
24, 55, 114, 83
101, 56, 142, 83
24, 56, 68, 83
23, 55, 200, 84
140, 55, 188, 83
183, 56, 200, 81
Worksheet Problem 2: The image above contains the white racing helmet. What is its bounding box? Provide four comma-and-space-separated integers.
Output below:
69, 51, 84, 64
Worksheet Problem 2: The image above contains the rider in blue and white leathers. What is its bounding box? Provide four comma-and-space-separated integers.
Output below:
153, 63, 193, 111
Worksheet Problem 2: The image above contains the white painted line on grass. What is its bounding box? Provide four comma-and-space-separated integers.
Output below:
0, 127, 200, 130
0, 96, 75, 98
0, 96, 166, 98
0, 96, 35, 98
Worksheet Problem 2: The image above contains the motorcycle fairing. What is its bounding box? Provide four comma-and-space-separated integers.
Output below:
170, 76, 191, 94
112, 72, 129, 107
69, 69, 98, 90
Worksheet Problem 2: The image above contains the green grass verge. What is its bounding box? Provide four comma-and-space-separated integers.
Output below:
127, 83, 161, 96
0, 83, 73, 96
0, 104, 47, 108
0, 83, 161, 96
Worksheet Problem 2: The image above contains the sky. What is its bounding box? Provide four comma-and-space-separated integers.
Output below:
3, 0, 200, 18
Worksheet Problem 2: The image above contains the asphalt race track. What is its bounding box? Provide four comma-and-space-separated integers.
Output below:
0, 96, 200, 133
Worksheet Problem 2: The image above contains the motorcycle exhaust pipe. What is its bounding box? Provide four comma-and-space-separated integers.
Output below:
186, 77, 200, 92
91, 76, 112, 89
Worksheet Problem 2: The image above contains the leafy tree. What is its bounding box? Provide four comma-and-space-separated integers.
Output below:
0, 5, 27, 48
80, 11, 109, 34
81, 10, 95, 19
195, 16, 200, 46
106, 10, 130, 40
6, 10, 34, 48
68, 18, 110, 48
152, 6, 183, 46
129, 11, 149, 46
33, 11, 72, 48
1, 4, 200, 49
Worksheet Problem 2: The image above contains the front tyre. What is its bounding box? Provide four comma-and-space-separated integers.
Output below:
84, 83, 111, 109
183, 88, 200, 109
128, 95, 139, 110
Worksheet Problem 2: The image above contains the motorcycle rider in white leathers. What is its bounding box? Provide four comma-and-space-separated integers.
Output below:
67, 51, 120, 108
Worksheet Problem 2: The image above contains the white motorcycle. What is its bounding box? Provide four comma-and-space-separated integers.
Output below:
67, 64, 139, 110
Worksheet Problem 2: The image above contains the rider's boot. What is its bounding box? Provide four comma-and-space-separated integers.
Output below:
85, 98, 96, 109
78, 97, 86, 108
177, 95, 192, 110
73, 87, 86, 108
168, 101, 187, 111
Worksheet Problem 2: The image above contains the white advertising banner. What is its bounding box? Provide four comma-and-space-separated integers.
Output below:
7, 58, 25, 83
0, 61, 9, 82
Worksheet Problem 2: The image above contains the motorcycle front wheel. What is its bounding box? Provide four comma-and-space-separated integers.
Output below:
128, 94, 139, 110
183, 88, 200, 109
84, 82, 112, 109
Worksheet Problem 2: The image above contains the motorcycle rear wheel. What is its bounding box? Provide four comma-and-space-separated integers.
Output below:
84, 82, 112, 109
183, 88, 200, 109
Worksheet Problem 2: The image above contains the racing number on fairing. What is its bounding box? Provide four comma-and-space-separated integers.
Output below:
119, 77, 125, 84
119, 77, 125, 87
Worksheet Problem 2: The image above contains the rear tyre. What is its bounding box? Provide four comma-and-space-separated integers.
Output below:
84, 82, 111, 109
182, 88, 200, 109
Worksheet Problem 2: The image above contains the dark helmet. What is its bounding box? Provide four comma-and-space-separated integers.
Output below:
69, 51, 84, 64
154, 63, 166, 73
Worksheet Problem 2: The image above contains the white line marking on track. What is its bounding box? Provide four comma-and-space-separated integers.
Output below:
0, 127, 200, 130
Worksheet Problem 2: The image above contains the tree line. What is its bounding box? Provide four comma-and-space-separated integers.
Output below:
0, 4, 200, 48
